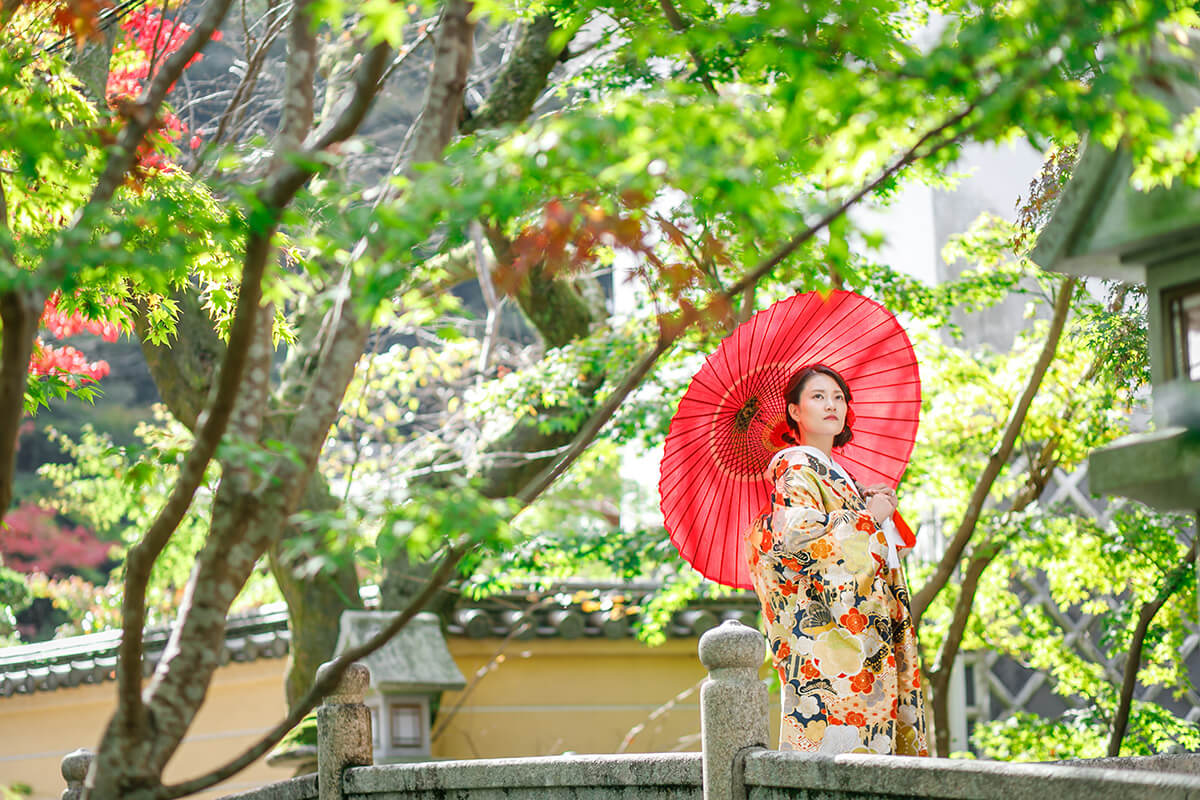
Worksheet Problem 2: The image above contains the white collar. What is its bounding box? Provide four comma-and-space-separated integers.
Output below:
766, 445, 809, 477
766, 445, 857, 492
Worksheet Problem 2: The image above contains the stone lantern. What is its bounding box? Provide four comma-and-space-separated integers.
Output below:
1031, 125, 1200, 509
333, 611, 466, 762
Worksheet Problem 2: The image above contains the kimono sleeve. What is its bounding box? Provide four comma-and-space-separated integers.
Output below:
757, 463, 860, 568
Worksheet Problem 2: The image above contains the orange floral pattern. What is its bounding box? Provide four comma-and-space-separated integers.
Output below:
744, 449, 928, 756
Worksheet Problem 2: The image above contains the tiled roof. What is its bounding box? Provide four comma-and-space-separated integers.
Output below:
0, 583, 758, 698
0, 606, 291, 697
443, 583, 758, 640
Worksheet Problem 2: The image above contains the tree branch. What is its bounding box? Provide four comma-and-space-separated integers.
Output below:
300, 0, 481, 630
153, 32, 388, 714
0, 1, 218, 532
459, 13, 596, 349
494, 91, 991, 505
310, 41, 393, 152
118, 7, 1153, 788
472, 220, 501, 374
460, 13, 566, 134
410, 244, 479, 296
1107, 529, 1199, 757
460, 13, 592, 350
115, 232, 277, 735
273, 0, 318, 156
0, 0, 20, 29
246, 0, 470, 709
500, 97, 989, 485
926, 447, 1062, 755
723, 1, 1141, 310
923, 282, 1136, 754
163, 0, 463, 728
485, 226, 600, 349
723, 110, 982, 305
506, 76, 1024, 511
137, 301, 278, 766
911, 276, 1078, 628
407, 0, 475, 166
658, 0, 719, 96
267, 472, 365, 709
377, 22, 436, 88
461, 100, 1011, 628
270, 0, 471, 489
514, 338, 669, 507
430, 595, 554, 742
927, 434, 1065, 756
200, 5, 289, 163
277, 285, 369, 490
927, 541, 1000, 756
162, 78, 1053, 773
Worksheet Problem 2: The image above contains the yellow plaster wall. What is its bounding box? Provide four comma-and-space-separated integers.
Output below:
434, 638, 782, 758
0, 660, 288, 800
0, 636, 781, 799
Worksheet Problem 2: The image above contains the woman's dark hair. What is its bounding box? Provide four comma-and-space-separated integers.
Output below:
781, 364, 854, 448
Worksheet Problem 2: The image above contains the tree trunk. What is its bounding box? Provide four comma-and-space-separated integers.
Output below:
461, 14, 565, 135
140, 288, 367, 711
90, 302, 279, 799
0, 288, 42, 519
268, 475, 365, 708
1107, 533, 1199, 756
928, 545, 998, 756
87, 0, 396, 789
920, 279, 1141, 754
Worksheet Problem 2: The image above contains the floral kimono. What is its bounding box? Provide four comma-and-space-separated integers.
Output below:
744, 445, 928, 756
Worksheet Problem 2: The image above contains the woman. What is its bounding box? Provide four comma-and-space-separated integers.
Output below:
744, 364, 928, 756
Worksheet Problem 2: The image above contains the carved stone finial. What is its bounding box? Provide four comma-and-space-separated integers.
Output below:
60, 748, 93, 800
698, 619, 765, 672
317, 661, 370, 705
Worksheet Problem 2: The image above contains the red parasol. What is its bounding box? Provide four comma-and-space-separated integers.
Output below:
659, 290, 920, 590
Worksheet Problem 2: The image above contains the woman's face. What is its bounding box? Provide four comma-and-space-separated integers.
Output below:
787, 373, 846, 441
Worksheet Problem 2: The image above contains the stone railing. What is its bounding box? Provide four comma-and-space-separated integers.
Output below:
60, 621, 1200, 800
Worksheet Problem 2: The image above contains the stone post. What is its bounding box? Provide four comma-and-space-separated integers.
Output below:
317, 661, 373, 800
60, 748, 92, 800
699, 620, 769, 800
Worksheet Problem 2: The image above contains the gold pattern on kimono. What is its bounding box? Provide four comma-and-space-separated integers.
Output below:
744, 450, 929, 756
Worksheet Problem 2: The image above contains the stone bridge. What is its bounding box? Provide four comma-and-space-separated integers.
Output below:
59, 621, 1200, 800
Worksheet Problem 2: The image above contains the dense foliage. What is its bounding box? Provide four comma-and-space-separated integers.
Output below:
3, 0, 1200, 793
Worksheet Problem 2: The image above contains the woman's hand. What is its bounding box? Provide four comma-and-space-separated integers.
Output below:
861, 483, 896, 501
865, 488, 898, 524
